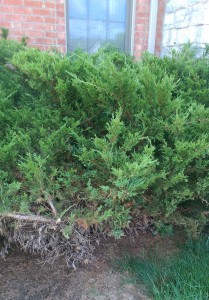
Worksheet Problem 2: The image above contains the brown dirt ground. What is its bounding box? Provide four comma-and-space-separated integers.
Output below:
0, 233, 181, 300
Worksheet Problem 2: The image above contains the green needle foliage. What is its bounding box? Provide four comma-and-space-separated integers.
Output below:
0, 37, 209, 237
0, 28, 9, 39
120, 238, 209, 300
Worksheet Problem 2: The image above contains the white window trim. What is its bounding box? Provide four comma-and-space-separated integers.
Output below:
148, 0, 158, 54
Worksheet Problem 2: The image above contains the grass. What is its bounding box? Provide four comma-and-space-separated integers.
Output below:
119, 238, 209, 300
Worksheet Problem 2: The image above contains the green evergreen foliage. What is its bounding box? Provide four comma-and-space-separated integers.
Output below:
0, 28, 9, 39
0, 40, 209, 238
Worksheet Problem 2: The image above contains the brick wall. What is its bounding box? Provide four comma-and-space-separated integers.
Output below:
0, 0, 165, 56
0, 0, 66, 52
155, 0, 166, 56
133, 0, 150, 58
133, 0, 166, 58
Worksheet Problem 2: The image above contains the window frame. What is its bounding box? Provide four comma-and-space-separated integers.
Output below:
65, 0, 134, 53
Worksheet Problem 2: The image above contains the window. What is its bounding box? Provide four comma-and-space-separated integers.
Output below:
66, 0, 133, 53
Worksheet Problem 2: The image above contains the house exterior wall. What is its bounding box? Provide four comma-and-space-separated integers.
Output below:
0, 0, 66, 52
0, 0, 165, 56
133, 0, 150, 58
162, 0, 209, 55
133, 0, 166, 58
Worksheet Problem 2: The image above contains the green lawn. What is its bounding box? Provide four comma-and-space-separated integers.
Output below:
120, 238, 209, 300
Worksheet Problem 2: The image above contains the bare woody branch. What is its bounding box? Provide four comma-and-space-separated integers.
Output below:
0, 213, 58, 224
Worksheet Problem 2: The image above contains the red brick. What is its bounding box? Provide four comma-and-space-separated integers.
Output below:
2, 14, 23, 21
3, 0, 23, 4
33, 37, 53, 44
9, 29, 26, 36
0, 6, 12, 13
45, 2, 55, 9
56, 3, 65, 10
32, 8, 53, 16
0, 21, 11, 27
55, 17, 65, 25
11, 7, 33, 14
45, 17, 56, 24
55, 25, 65, 32
136, 12, 150, 18
57, 38, 65, 45
56, 10, 64, 17
45, 31, 56, 38
55, 0, 65, 3
27, 30, 45, 37
24, 0, 43, 8
21, 15, 44, 22
136, 0, 149, 4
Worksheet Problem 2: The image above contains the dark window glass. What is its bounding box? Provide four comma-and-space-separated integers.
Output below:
68, 0, 131, 53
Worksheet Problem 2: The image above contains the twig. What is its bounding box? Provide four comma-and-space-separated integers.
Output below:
0, 213, 57, 224
47, 197, 58, 218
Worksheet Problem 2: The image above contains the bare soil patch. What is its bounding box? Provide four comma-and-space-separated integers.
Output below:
0, 233, 181, 300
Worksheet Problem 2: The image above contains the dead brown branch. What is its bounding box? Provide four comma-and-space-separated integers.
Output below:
0, 213, 57, 224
